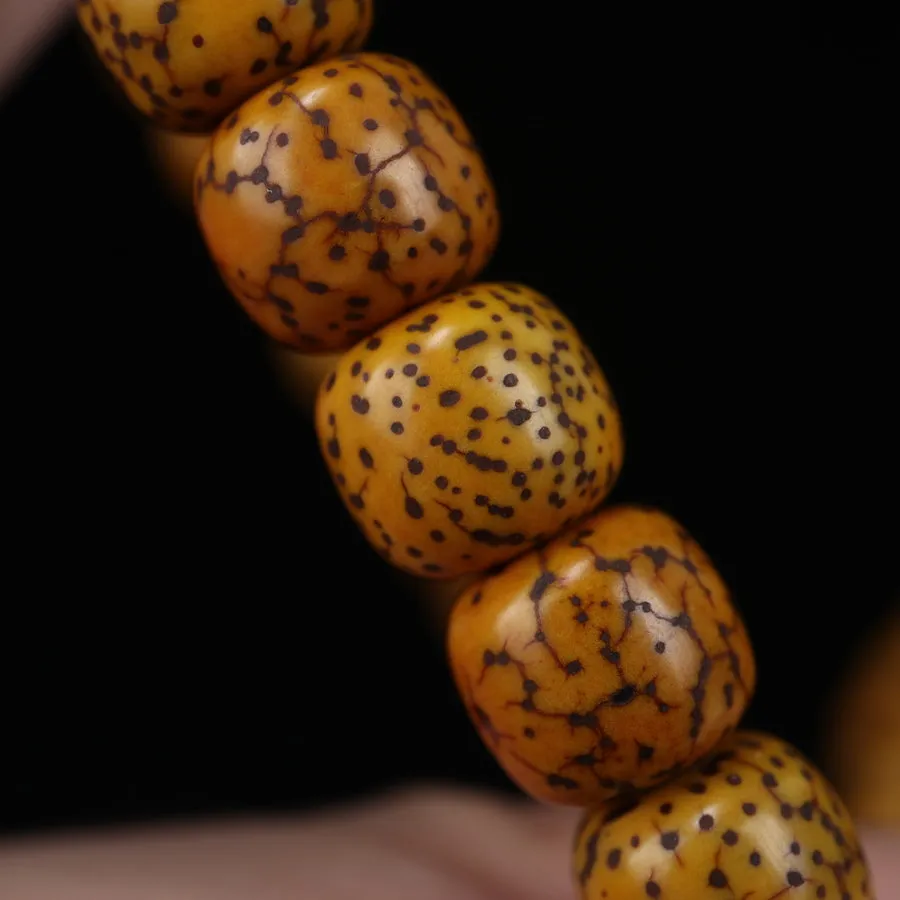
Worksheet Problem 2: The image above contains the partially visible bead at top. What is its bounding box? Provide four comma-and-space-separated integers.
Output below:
75, 0, 374, 131
194, 54, 499, 351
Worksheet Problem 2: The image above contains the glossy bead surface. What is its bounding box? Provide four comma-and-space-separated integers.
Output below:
573, 731, 873, 899
447, 505, 755, 805
315, 283, 623, 577
195, 54, 500, 351
76, 0, 373, 131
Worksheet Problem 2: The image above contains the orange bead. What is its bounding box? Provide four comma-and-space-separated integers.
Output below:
447, 505, 756, 805
194, 54, 500, 351
573, 731, 872, 899
315, 283, 623, 578
76, 0, 373, 131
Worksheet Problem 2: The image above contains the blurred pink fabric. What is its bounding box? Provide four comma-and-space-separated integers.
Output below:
0, 0, 70, 99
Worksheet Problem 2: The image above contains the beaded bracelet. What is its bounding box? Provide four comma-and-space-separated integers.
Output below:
76, 3, 874, 897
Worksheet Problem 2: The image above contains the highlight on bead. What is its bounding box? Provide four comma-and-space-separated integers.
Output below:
75, 0, 374, 131
194, 53, 500, 351
447, 505, 756, 806
573, 730, 874, 899
315, 283, 623, 578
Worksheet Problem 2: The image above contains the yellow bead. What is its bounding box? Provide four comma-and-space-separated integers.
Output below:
315, 283, 623, 578
573, 731, 873, 899
195, 54, 499, 350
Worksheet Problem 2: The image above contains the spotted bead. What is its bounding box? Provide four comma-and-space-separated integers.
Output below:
315, 283, 623, 578
194, 54, 499, 351
75, 0, 373, 131
573, 730, 873, 899
447, 505, 755, 805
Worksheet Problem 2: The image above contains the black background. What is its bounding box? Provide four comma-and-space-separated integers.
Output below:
0, 5, 896, 835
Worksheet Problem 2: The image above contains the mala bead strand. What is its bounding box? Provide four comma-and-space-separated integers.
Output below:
74, 6, 874, 896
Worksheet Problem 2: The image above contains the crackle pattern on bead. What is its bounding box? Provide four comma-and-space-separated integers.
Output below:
573, 731, 873, 899
447, 505, 755, 805
76, 0, 373, 131
195, 54, 499, 350
315, 283, 623, 577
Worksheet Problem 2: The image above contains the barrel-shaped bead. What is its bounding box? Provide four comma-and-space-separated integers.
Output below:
315, 283, 623, 577
573, 730, 873, 899
76, 0, 373, 131
448, 505, 755, 805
